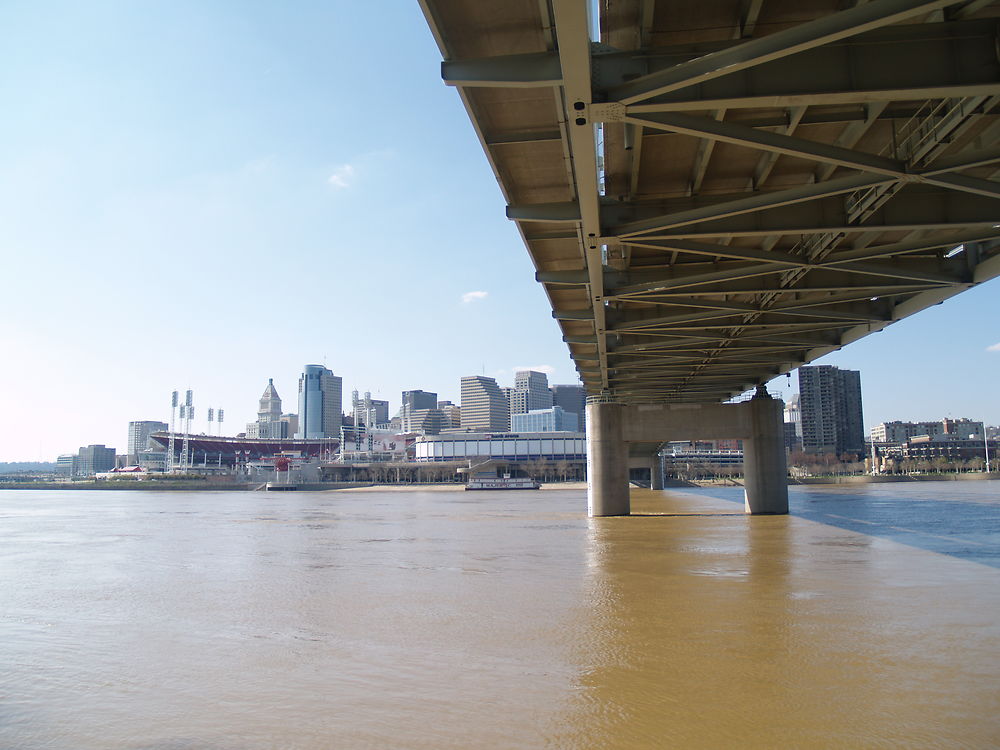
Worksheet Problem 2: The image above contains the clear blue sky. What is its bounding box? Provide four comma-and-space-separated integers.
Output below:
1, 1, 997, 461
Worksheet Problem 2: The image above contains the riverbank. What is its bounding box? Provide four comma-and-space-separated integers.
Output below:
5, 475, 994, 493
667, 472, 1000, 488
0, 480, 372, 491
793, 472, 1000, 485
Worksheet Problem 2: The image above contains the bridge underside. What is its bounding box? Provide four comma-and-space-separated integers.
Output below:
420, 0, 1000, 514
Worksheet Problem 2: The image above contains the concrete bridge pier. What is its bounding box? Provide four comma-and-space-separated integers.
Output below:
586, 393, 788, 517
650, 454, 664, 491
742, 394, 789, 515
586, 401, 630, 516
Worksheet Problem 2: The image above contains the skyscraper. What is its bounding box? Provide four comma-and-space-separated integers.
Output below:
296, 365, 343, 439
460, 375, 510, 431
400, 390, 439, 433
514, 370, 553, 413
247, 379, 287, 438
799, 365, 864, 456
551, 383, 586, 431
353, 390, 390, 428
402, 390, 438, 412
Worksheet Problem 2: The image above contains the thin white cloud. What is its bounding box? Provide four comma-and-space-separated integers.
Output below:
327, 163, 356, 189
987, 342, 1000, 352
462, 290, 489, 303
513, 365, 556, 376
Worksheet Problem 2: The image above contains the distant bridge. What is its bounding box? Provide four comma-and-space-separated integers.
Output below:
420, 0, 1000, 515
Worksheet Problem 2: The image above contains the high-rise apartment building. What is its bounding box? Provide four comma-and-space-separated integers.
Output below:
460, 376, 510, 431
127, 420, 168, 463
296, 365, 343, 439
799, 365, 864, 456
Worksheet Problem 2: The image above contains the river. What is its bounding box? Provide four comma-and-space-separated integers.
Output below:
2, 483, 998, 748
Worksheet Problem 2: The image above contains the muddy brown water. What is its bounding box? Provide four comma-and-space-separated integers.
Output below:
2, 485, 998, 748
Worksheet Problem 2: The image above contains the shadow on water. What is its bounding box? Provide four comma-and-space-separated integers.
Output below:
681, 483, 1000, 569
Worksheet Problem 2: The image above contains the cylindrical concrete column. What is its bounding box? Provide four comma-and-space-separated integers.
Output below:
650, 454, 664, 490
586, 401, 630, 516
742, 396, 789, 514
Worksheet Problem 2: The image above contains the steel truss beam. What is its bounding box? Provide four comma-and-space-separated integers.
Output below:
602, 187, 1000, 241
424, 0, 1000, 405
620, 112, 1000, 203
614, 20, 1000, 111
605, 0, 956, 104
605, 257, 967, 298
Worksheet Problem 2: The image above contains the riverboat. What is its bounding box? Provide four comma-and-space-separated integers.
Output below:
465, 474, 540, 490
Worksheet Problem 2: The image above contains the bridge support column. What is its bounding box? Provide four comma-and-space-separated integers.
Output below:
742, 393, 788, 515
650, 454, 664, 490
586, 400, 629, 516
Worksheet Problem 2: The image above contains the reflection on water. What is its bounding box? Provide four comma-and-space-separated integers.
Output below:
1, 485, 998, 749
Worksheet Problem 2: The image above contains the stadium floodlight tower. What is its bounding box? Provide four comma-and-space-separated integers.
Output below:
181, 390, 193, 471
168, 390, 178, 473
176, 404, 185, 470
208, 407, 215, 436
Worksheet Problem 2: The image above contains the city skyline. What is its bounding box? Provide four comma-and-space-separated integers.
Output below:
2, 1, 998, 461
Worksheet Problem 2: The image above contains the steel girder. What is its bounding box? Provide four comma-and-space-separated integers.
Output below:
422, 0, 1000, 401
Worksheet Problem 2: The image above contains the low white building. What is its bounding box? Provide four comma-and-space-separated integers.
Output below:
414, 431, 585, 461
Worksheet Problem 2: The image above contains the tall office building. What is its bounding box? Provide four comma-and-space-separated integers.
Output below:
56, 454, 78, 477
296, 365, 343, 439
402, 390, 438, 412
799, 365, 864, 456
127, 420, 168, 464
551, 384, 585, 410
513, 370, 553, 413
281, 413, 299, 438
461, 375, 510, 431
353, 390, 390, 428
551, 384, 586, 423
403, 408, 449, 435
400, 389, 438, 432
501, 386, 526, 416
247, 379, 288, 438
437, 400, 461, 428
77, 445, 117, 476
258, 379, 282, 421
